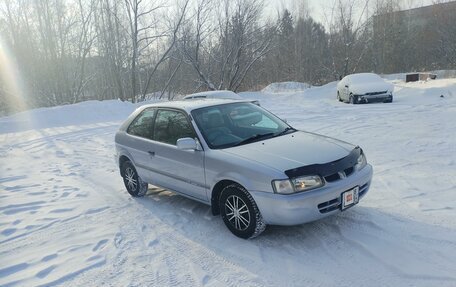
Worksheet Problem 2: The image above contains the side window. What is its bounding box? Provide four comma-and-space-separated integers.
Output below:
153, 110, 196, 145
127, 108, 156, 139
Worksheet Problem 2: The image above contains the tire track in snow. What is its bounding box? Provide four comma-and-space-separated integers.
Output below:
102, 204, 269, 287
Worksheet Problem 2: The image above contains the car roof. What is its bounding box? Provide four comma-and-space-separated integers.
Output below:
183, 90, 242, 99
137, 99, 252, 113
347, 73, 382, 80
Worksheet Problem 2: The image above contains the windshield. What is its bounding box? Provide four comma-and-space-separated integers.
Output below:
191, 102, 294, 149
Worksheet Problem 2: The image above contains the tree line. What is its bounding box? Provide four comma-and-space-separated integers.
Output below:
0, 0, 455, 114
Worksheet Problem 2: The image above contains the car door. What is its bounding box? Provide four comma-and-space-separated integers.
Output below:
124, 108, 157, 183
148, 108, 207, 202
339, 78, 347, 101
344, 77, 351, 100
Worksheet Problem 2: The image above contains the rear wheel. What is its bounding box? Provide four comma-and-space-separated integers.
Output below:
337, 91, 342, 102
121, 161, 148, 197
220, 184, 266, 239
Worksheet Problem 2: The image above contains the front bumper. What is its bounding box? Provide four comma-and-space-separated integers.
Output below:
355, 94, 392, 103
250, 164, 373, 225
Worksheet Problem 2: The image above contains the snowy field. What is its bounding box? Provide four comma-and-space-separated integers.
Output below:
1, 78, 456, 286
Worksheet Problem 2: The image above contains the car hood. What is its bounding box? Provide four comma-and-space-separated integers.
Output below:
350, 82, 393, 95
222, 131, 355, 172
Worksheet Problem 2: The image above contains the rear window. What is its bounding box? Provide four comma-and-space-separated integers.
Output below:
153, 109, 196, 145
127, 108, 156, 139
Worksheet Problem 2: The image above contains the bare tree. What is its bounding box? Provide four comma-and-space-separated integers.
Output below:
178, 0, 274, 92
2, 0, 456, 113
324, 0, 371, 79
433, 1, 456, 68
123, 0, 190, 103
95, 0, 129, 101
72, 0, 97, 103
141, 0, 189, 101
124, 0, 166, 102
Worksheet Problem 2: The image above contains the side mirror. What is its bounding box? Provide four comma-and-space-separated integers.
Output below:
177, 137, 197, 150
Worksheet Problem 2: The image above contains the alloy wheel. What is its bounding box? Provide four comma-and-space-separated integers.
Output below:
224, 195, 251, 231
125, 167, 137, 191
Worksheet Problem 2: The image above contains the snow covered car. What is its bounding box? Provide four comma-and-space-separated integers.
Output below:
183, 90, 243, 100
184, 90, 260, 105
115, 100, 373, 238
337, 73, 394, 104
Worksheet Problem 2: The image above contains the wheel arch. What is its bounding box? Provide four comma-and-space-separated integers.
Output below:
119, 155, 132, 176
211, 179, 244, 216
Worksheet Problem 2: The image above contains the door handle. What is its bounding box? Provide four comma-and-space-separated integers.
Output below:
148, 151, 155, 156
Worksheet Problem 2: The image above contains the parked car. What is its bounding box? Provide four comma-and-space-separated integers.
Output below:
183, 90, 242, 100
115, 99, 373, 238
337, 73, 394, 104
183, 90, 260, 106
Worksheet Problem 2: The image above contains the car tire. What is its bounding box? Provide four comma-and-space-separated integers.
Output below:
349, 94, 357, 104
121, 161, 148, 197
220, 184, 266, 239
337, 91, 342, 102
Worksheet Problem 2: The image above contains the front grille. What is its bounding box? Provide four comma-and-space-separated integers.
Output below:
358, 182, 369, 197
318, 198, 340, 213
317, 182, 369, 214
344, 166, 354, 177
324, 173, 340, 182
365, 91, 387, 96
323, 166, 355, 183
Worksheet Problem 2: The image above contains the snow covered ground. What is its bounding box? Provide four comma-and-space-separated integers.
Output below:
1, 78, 456, 286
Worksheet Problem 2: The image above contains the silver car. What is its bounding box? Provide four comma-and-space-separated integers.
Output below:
115, 99, 373, 238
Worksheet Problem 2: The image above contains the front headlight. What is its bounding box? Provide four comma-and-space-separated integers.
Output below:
272, 175, 323, 194
355, 152, 367, 170
272, 179, 294, 194
292, 175, 323, 192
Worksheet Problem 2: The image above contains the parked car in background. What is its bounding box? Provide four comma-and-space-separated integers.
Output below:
115, 100, 373, 239
183, 90, 242, 100
183, 90, 260, 106
337, 73, 394, 104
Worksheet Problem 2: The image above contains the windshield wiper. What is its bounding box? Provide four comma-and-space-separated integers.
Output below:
234, 133, 275, 146
274, 127, 297, 137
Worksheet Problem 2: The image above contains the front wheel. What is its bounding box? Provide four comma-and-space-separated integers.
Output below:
121, 161, 148, 197
220, 184, 266, 239
349, 94, 358, 104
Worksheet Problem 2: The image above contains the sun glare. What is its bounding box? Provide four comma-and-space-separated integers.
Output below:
0, 35, 28, 114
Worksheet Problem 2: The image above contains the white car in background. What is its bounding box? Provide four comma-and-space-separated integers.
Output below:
337, 73, 394, 104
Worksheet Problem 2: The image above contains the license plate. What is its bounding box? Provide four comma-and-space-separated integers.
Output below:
341, 186, 359, 210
